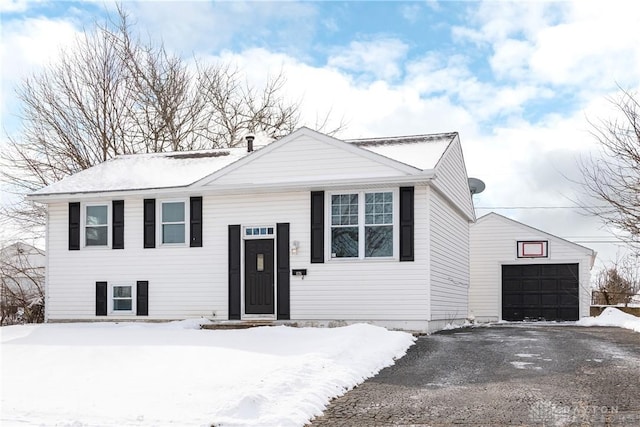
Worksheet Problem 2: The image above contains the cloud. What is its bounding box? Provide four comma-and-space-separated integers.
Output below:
400, 3, 422, 24
327, 37, 409, 82
124, 1, 319, 57
0, 16, 80, 132
455, 1, 640, 92
0, 0, 40, 13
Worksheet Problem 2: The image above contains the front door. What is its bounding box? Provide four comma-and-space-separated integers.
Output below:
245, 239, 275, 315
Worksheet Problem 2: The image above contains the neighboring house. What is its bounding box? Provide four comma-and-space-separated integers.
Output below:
29, 128, 475, 332
469, 213, 596, 323
0, 242, 46, 324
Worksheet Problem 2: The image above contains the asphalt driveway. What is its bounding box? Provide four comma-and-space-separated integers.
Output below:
309, 325, 640, 426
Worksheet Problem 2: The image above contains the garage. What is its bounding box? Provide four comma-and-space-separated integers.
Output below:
469, 213, 596, 323
502, 263, 579, 321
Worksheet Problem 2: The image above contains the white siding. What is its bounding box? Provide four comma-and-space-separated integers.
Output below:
431, 136, 475, 220
429, 188, 470, 320
209, 133, 407, 186
469, 213, 594, 321
47, 186, 431, 322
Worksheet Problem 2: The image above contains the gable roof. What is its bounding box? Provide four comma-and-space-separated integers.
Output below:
475, 212, 597, 261
347, 132, 457, 170
28, 127, 458, 198
192, 127, 447, 188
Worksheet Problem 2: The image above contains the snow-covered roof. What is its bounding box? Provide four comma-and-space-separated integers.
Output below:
31, 148, 249, 196
29, 129, 457, 198
347, 133, 456, 170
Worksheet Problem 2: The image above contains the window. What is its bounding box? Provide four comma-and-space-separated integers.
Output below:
245, 226, 275, 237
85, 205, 108, 246
331, 194, 359, 257
112, 285, 133, 312
330, 191, 395, 259
161, 201, 185, 244
365, 192, 393, 257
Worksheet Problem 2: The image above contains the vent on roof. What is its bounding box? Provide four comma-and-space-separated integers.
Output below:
246, 135, 255, 152
167, 151, 230, 159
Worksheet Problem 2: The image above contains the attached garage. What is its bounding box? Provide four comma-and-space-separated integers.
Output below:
469, 213, 596, 323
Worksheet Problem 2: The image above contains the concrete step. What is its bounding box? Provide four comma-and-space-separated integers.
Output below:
201, 321, 298, 330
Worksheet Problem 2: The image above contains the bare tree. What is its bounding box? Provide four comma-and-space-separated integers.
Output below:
0, 5, 304, 233
0, 242, 45, 325
580, 89, 640, 250
592, 255, 640, 306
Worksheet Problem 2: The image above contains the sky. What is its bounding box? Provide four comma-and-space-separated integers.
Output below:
1, 0, 640, 270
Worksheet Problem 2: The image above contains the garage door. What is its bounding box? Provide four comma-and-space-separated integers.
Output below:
502, 264, 579, 321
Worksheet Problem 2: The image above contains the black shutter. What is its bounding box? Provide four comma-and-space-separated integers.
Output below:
96, 281, 107, 316
310, 191, 324, 263
190, 196, 203, 247
143, 199, 156, 248
399, 186, 415, 261
276, 223, 290, 320
136, 281, 149, 316
69, 202, 80, 250
228, 225, 241, 320
112, 200, 124, 249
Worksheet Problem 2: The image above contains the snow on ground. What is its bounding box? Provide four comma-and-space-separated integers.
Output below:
1, 321, 414, 426
576, 307, 640, 333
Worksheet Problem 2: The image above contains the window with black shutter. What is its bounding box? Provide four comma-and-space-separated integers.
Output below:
143, 199, 156, 248
310, 191, 324, 263
399, 186, 414, 261
228, 225, 241, 320
112, 200, 124, 249
69, 202, 80, 250
190, 197, 202, 247
137, 281, 149, 316
96, 281, 107, 316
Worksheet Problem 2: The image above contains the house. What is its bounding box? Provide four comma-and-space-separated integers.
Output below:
469, 212, 596, 323
0, 242, 46, 324
28, 127, 475, 332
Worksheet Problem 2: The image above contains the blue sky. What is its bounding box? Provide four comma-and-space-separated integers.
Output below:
2, 0, 640, 267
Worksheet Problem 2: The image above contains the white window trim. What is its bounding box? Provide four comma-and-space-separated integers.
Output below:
108, 283, 136, 315
325, 189, 399, 261
158, 199, 189, 247
82, 202, 111, 249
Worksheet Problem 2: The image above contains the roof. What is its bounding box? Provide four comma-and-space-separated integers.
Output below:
347, 133, 456, 170
475, 212, 597, 260
30, 148, 249, 196
29, 128, 456, 198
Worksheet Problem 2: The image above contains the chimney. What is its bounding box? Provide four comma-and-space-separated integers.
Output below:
246, 135, 255, 152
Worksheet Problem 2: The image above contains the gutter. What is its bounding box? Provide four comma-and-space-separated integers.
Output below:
27, 171, 437, 203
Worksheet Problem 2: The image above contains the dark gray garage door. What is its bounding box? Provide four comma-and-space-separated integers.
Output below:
502, 264, 579, 321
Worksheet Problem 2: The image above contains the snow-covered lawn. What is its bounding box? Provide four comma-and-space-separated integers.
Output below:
1, 321, 414, 426
576, 307, 640, 333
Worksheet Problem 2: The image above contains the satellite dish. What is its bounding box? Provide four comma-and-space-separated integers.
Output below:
468, 177, 486, 195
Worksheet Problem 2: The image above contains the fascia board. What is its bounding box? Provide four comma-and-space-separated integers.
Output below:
27, 171, 436, 203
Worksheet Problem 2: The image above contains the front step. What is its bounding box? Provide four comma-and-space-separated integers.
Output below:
201, 321, 297, 330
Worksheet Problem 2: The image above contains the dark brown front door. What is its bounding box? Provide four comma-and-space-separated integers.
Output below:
245, 239, 275, 315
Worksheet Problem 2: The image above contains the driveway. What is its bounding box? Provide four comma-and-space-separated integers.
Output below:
309, 325, 640, 426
